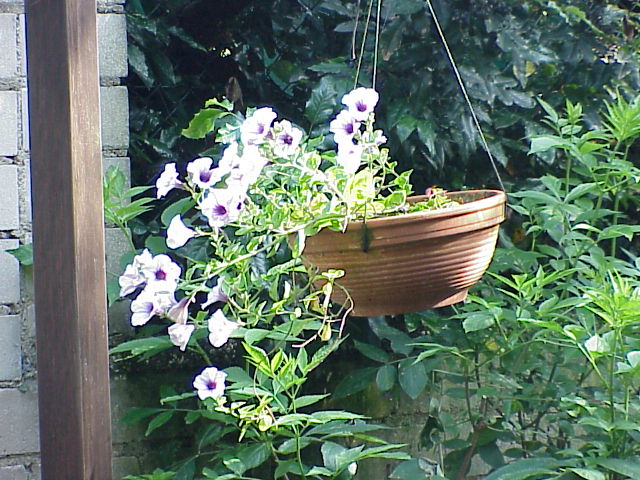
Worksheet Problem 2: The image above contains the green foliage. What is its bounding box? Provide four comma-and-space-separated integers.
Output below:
332, 94, 640, 478
6, 243, 33, 266
127, 0, 640, 192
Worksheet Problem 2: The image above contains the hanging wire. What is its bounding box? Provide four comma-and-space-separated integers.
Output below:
354, 0, 376, 88
350, 0, 362, 62
425, 0, 506, 191
372, 0, 383, 90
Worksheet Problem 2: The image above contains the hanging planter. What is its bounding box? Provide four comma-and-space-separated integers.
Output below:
302, 190, 506, 316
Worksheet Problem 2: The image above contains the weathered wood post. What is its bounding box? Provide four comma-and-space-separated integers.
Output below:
25, 0, 113, 478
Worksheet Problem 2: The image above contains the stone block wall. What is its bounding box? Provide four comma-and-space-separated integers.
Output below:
0, 1, 138, 478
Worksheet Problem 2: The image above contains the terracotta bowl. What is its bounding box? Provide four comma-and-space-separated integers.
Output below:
302, 189, 506, 316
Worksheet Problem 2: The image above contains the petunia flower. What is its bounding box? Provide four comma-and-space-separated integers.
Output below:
208, 310, 239, 348
156, 163, 183, 198
341, 87, 379, 121
201, 278, 228, 309
240, 107, 277, 145
330, 110, 360, 145
227, 145, 268, 190
186, 157, 225, 190
273, 120, 303, 157
199, 188, 244, 229
336, 142, 363, 174
130, 288, 175, 327
193, 366, 227, 400
168, 323, 195, 351
141, 254, 181, 294
118, 249, 154, 297
166, 215, 196, 249
166, 296, 192, 325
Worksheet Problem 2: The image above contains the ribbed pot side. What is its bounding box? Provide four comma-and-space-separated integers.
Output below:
302, 190, 507, 316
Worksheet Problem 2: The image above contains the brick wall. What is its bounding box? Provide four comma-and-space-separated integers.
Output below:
0, 2, 137, 478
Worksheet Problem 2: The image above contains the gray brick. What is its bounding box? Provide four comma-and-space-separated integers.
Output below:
18, 14, 24, 76
18, 161, 31, 225
0, 315, 21, 380
112, 456, 140, 480
98, 13, 127, 79
0, 91, 18, 156
0, 464, 28, 480
20, 88, 28, 152
0, 165, 19, 230
0, 14, 17, 78
0, 240, 19, 304
0, 386, 39, 455
100, 86, 129, 149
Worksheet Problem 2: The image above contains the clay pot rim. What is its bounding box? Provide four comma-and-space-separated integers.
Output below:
343, 189, 506, 229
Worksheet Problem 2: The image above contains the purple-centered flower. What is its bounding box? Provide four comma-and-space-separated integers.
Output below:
330, 110, 361, 145
227, 145, 268, 190
166, 215, 196, 249
166, 296, 192, 325
208, 310, 239, 348
118, 249, 154, 297
141, 254, 181, 294
168, 323, 195, 351
130, 288, 175, 327
193, 366, 227, 400
219, 142, 242, 170
186, 157, 224, 190
341, 87, 379, 121
273, 120, 303, 157
199, 188, 244, 229
336, 142, 363, 174
201, 278, 228, 309
156, 163, 183, 198
241, 107, 277, 145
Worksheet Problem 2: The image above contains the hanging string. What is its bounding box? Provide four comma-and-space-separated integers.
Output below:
372, 0, 382, 90
424, 0, 506, 191
350, 0, 361, 62
354, 0, 376, 88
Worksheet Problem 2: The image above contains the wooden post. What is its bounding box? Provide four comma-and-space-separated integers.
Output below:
25, 1, 113, 478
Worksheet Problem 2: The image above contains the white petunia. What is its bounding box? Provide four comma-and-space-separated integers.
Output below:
330, 110, 360, 145
166, 215, 196, 249
241, 107, 277, 145
130, 289, 175, 327
336, 142, 363, 174
341, 87, 379, 121
199, 188, 244, 229
141, 254, 181, 294
273, 120, 303, 157
156, 163, 183, 198
168, 323, 195, 351
208, 310, 239, 348
193, 366, 227, 400
201, 278, 228, 309
186, 157, 224, 190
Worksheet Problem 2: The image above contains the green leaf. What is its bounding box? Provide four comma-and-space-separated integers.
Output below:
596, 459, 640, 480
121, 407, 163, 425
463, 312, 495, 332
568, 468, 606, 480
6, 243, 33, 266
145, 410, 174, 436
376, 365, 396, 392
353, 340, 390, 363
305, 76, 337, 131
484, 458, 566, 480
182, 101, 232, 139
390, 459, 432, 479
294, 394, 329, 408
398, 359, 427, 399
